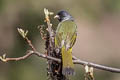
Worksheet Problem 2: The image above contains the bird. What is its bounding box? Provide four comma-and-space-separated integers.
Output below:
54, 10, 77, 76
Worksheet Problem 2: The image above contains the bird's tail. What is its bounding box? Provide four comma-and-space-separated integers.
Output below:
61, 46, 75, 75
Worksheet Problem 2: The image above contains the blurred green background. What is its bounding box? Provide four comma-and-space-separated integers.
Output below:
0, 0, 120, 80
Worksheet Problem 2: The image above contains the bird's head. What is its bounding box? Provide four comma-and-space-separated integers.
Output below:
54, 10, 73, 22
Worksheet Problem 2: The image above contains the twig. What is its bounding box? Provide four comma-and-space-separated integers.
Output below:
44, 8, 54, 36
25, 37, 36, 51
17, 28, 36, 51
74, 59, 120, 73
1, 50, 120, 73
1, 50, 60, 62
44, 8, 54, 47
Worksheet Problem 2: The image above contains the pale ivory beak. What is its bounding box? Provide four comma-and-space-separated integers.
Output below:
54, 15, 60, 19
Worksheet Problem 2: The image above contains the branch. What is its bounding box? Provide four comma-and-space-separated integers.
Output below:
17, 28, 36, 51
0, 50, 60, 62
73, 58, 120, 73
1, 50, 120, 73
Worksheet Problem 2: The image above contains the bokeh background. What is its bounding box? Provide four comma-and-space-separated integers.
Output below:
0, 0, 120, 80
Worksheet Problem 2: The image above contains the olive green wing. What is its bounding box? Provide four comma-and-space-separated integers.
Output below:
55, 20, 77, 48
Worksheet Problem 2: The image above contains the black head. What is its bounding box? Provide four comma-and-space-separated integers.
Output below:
54, 10, 74, 22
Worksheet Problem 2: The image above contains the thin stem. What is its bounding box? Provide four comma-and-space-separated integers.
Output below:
1, 50, 120, 73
